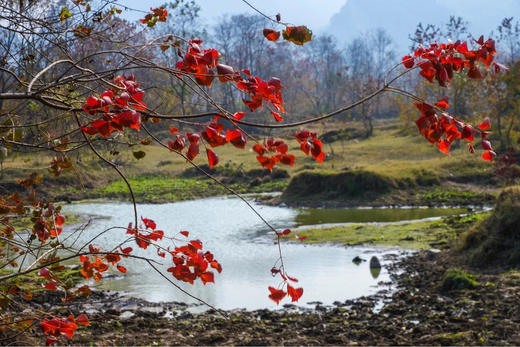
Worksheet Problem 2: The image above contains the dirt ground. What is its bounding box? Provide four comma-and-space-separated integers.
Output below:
16, 249, 517, 346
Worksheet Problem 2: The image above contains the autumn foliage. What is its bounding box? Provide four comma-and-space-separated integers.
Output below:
0, 2, 510, 345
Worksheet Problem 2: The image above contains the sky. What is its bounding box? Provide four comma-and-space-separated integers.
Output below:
120, 0, 346, 31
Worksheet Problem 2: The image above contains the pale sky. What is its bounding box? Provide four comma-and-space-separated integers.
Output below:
120, 0, 346, 31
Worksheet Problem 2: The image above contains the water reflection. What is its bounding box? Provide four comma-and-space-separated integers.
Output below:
369, 256, 382, 279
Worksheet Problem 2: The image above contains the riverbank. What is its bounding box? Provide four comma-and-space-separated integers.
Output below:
23, 249, 518, 346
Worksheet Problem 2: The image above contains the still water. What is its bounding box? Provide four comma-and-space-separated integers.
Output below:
63, 198, 465, 310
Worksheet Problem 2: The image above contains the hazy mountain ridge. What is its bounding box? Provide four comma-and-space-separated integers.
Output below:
327, 0, 520, 53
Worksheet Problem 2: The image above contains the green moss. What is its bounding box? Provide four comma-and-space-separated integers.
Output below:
441, 269, 478, 291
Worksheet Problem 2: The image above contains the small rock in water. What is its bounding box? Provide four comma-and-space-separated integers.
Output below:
352, 256, 366, 265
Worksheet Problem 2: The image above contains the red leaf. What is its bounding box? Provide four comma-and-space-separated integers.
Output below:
268, 286, 286, 304
120, 247, 132, 254
206, 149, 219, 168
468, 143, 475, 154
43, 280, 58, 291
434, 97, 449, 109
438, 139, 451, 155
287, 284, 304, 302
180, 231, 189, 237
461, 126, 476, 142
186, 143, 200, 161
263, 28, 281, 42
270, 111, 283, 122
226, 129, 247, 149
116, 265, 127, 273
38, 267, 52, 279
296, 235, 307, 241
232, 112, 246, 121
199, 271, 214, 284
478, 117, 491, 130
482, 139, 493, 151
278, 153, 295, 166
55, 214, 66, 226
46, 336, 58, 346
402, 55, 414, 69
216, 64, 235, 82
141, 217, 156, 230
190, 239, 203, 250
75, 314, 90, 326
482, 150, 496, 162
275, 228, 291, 236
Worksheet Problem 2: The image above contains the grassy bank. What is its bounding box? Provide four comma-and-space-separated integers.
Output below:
297, 213, 488, 249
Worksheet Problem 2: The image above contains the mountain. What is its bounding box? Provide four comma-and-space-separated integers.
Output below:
326, 0, 520, 54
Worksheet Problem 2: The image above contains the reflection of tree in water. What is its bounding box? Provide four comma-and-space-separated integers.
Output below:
369, 256, 382, 279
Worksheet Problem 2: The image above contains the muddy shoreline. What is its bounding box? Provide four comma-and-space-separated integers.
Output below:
24, 249, 519, 346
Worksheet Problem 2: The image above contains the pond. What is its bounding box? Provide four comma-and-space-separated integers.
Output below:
62, 198, 466, 311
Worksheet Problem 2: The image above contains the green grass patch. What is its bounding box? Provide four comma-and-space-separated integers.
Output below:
298, 212, 485, 249
93, 175, 287, 203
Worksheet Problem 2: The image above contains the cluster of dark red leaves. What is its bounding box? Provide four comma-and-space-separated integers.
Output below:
125, 217, 165, 250
253, 138, 295, 171
81, 75, 145, 137
125, 218, 222, 284
139, 7, 168, 27
79, 245, 109, 281
33, 209, 65, 243
174, 39, 285, 119
295, 131, 326, 163
167, 233, 222, 285
414, 100, 495, 161
402, 36, 507, 86
167, 118, 247, 168
41, 314, 89, 346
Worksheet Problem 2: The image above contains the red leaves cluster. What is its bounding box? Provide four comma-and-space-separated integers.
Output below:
414, 101, 495, 161
268, 268, 303, 304
175, 39, 221, 86
402, 36, 505, 87
139, 7, 168, 27
168, 119, 246, 168
253, 138, 295, 171
126, 218, 222, 285
82, 75, 145, 137
295, 131, 325, 162
41, 314, 89, 346
167, 238, 222, 285
237, 72, 285, 117
126, 217, 164, 250
174, 39, 285, 117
